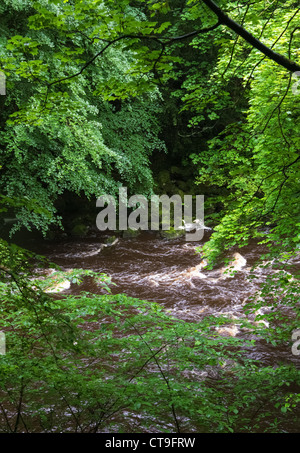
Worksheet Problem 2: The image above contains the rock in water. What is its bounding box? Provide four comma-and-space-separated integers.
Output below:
122, 228, 140, 239
220, 252, 247, 278
104, 236, 119, 246
216, 325, 239, 337
231, 252, 247, 270
44, 279, 71, 293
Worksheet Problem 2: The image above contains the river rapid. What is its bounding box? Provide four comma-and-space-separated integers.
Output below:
4, 227, 300, 433
23, 229, 300, 368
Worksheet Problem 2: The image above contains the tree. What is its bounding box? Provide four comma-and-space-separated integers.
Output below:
0, 0, 166, 234
202, 0, 300, 73
1, 0, 299, 245
181, 0, 300, 264
0, 0, 300, 433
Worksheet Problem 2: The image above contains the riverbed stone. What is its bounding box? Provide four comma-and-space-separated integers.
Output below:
70, 223, 88, 237
160, 228, 185, 240
122, 228, 141, 238
44, 279, 71, 293
104, 235, 118, 245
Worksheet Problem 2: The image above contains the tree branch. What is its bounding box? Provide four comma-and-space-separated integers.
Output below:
46, 22, 222, 91
165, 20, 222, 42
202, 0, 300, 72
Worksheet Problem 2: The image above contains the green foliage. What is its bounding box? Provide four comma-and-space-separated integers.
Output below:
1, 251, 300, 433
180, 1, 300, 265
2, 0, 298, 247
0, 0, 166, 234
0, 236, 299, 433
1, 0, 300, 434
245, 260, 300, 347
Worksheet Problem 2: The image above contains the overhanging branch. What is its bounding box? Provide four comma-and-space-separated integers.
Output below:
45, 1, 299, 93
202, 0, 300, 72
46, 21, 222, 90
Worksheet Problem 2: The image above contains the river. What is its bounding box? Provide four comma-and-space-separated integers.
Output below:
6, 227, 300, 432
21, 228, 300, 367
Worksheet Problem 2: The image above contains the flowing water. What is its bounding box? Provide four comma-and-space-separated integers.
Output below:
26, 229, 300, 366
9, 228, 300, 432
